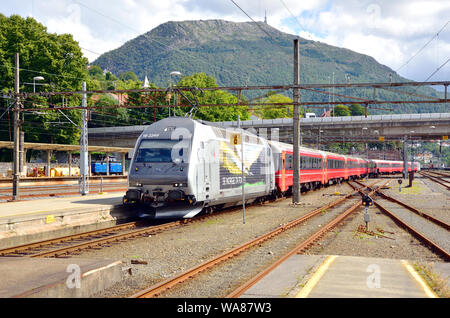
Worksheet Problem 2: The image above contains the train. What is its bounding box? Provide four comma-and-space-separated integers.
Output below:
123, 117, 419, 219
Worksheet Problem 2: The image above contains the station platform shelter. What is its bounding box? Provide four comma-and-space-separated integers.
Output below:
0, 141, 133, 177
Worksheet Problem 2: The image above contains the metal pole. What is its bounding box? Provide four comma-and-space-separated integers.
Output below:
80, 81, 89, 195
19, 131, 24, 175
238, 115, 245, 224
293, 39, 301, 204
332, 72, 335, 117
12, 52, 20, 200
403, 136, 408, 179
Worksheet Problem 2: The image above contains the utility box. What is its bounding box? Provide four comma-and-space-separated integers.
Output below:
91, 162, 107, 174
109, 162, 123, 174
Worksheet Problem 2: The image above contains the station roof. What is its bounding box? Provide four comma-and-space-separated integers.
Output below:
0, 141, 132, 153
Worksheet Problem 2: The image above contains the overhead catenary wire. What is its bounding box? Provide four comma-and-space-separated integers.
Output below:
423, 57, 450, 82
228, 0, 274, 40
396, 20, 450, 73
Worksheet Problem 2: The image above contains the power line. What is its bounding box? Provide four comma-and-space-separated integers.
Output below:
229, 0, 274, 40
423, 57, 450, 82
396, 20, 450, 73
279, 0, 356, 78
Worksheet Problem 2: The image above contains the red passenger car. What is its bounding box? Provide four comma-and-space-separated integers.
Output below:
268, 141, 417, 195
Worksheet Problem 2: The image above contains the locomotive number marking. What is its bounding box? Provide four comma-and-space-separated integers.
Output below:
222, 176, 243, 185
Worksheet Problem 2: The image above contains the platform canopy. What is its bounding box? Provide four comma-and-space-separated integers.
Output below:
0, 141, 132, 153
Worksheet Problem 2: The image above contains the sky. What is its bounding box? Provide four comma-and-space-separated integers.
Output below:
1, 0, 449, 83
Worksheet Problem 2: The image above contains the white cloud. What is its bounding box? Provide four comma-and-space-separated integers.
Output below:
2, 0, 449, 82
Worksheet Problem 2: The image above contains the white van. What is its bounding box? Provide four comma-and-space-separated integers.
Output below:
305, 113, 316, 118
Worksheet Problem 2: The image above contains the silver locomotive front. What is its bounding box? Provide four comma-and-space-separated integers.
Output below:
124, 118, 201, 218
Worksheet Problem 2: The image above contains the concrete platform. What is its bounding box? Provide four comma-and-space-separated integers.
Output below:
242, 255, 449, 298
0, 257, 124, 297
0, 192, 137, 250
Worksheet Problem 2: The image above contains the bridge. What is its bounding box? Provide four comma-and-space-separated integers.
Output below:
88, 113, 450, 147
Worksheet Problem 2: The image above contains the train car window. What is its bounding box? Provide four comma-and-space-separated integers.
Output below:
286, 154, 293, 170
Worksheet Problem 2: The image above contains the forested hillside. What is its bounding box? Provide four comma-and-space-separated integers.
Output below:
93, 19, 445, 114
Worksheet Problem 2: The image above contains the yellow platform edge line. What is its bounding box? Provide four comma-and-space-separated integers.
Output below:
401, 260, 438, 298
295, 255, 338, 298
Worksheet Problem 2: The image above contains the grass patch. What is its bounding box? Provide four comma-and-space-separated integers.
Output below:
398, 180, 426, 195
413, 262, 449, 298
204, 218, 222, 225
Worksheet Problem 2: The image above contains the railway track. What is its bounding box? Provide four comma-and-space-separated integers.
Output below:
0, 213, 220, 258
352, 179, 450, 261
422, 170, 450, 178
227, 179, 449, 298
0, 177, 357, 259
0, 182, 127, 201
418, 171, 450, 191
0, 193, 290, 258
131, 180, 386, 298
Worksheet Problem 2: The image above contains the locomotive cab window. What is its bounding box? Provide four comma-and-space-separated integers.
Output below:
136, 139, 188, 163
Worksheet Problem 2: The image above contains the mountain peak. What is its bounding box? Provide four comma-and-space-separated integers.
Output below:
92, 19, 443, 113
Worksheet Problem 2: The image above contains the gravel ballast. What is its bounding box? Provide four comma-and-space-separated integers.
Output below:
67, 178, 448, 298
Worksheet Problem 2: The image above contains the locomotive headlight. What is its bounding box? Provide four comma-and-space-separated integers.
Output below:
173, 183, 187, 187
135, 183, 142, 187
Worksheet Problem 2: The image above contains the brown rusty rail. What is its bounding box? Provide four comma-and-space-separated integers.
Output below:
0, 192, 287, 258
226, 181, 387, 298
0, 221, 144, 257
373, 201, 450, 261
352, 180, 450, 261
419, 171, 450, 190
352, 179, 450, 231
132, 181, 382, 298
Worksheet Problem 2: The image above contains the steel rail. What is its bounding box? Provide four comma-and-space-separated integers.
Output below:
131, 181, 380, 298
351, 179, 450, 230
28, 220, 188, 258
425, 171, 450, 178
351, 180, 450, 261
226, 181, 387, 298
0, 187, 127, 202
0, 183, 126, 194
418, 172, 450, 190
377, 190, 449, 230
1, 193, 288, 258
420, 171, 450, 184
0, 221, 142, 256
374, 201, 450, 261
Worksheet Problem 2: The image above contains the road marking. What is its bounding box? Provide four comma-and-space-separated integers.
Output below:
401, 260, 437, 298
295, 255, 338, 298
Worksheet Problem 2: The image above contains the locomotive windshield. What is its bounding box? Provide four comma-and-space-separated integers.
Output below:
135, 139, 185, 163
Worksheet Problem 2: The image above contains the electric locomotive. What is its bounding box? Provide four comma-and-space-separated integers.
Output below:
123, 117, 275, 218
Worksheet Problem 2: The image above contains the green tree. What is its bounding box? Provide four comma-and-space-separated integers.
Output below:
173, 73, 250, 122
333, 104, 351, 117
254, 94, 303, 119
349, 103, 367, 116
88, 65, 105, 81
119, 71, 139, 82
0, 14, 89, 145
125, 81, 171, 124
90, 94, 129, 128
